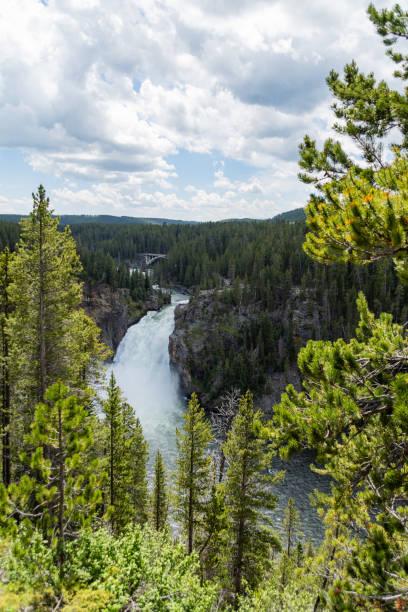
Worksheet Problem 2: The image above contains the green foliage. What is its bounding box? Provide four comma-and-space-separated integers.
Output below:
3, 527, 58, 593
274, 295, 408, 510
0, 382, 105, 599
237, 564, 319, 612
0, 248, 12, 487
7, 187, 107, 445
9, 187, 80, 402
282, 498, 303, 556
135, 526, 217, 611
298, 5, 408, 187
151, 449, 168, 531
299, 3, 408, 286
368, 3, 408, 80
223, 391, 284, 599
79, 245, 154, 299
0, 526, 218, 611
175, 392, 213, 554
65, 526, 143, 607
0, 221, 19, 252
199, 481, 228, 582
0, 583, 36, 612
235, 516, 322, 612
62, 588, 113, 611
272, 6, 408, 605
303, 154, 408, 285
103, 373, 149, 532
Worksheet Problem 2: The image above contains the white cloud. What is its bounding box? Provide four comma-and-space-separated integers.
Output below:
0, 0, 400, 218
47, 153, 308, 221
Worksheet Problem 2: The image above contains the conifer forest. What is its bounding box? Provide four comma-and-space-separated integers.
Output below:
1, 3, 408, 611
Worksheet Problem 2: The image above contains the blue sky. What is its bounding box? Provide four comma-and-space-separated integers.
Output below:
0, 0, 398, 221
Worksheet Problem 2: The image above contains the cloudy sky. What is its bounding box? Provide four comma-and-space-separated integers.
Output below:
0, 0, 399, 220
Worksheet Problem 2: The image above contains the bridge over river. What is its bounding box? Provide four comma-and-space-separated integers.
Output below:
130, 253, 167, 269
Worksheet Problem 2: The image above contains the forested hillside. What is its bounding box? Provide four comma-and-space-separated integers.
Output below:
3, 208, 408, 404
4, 213, 406, 331
159, 219, 408, 406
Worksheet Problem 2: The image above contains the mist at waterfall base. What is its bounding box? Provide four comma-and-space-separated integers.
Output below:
109, 293, 331, 543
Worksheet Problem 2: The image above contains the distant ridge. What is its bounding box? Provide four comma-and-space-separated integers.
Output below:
219, 209, 306, 223
271, 208, 305, 223
0, 207, 306, 226
0, 214, 198, 226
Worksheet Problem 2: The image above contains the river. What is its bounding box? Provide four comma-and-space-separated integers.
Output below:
110, 292, 331, 544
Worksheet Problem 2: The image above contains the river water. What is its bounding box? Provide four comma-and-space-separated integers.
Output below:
110, 292, 331, 544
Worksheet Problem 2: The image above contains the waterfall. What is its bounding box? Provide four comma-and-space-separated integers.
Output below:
109, 292, 188, 473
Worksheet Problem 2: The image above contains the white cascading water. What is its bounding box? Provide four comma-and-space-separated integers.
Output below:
109, 292, 188, 474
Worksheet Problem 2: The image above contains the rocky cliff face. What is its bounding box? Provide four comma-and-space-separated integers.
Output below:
82, 283, 166, 358
168, 286, 324, 414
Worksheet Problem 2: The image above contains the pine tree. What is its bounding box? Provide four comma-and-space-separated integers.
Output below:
282, 497, 303, 556
129, 412, 149, 525
0, 382, 104, 585
270, 5, 408, 608
305, 538, 314, 560
278, 552, 293, 591
151, 450, 168, 531
295, 541, 304, 568
297, 5, 408, 286
104, 372, 121, 529
199, 480, 228, 581
8, 187, 106, 430
223, 390, 283, 600
103, 373, 148, 532
0, 248, 12, 485
302, 155, 408, 285
175, 392, 212, 554
275, 295, 408, 609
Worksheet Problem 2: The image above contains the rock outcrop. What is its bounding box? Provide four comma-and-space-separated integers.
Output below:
168, 286, 324, 414
82, 283, 167, 358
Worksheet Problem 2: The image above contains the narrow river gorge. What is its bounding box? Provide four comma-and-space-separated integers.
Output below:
109, 292, 331, 544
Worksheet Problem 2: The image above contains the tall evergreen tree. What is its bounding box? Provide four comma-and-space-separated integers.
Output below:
282, 497, 303, 556
273, 5, 408, 607
223, 391, 283, 600
9, 187, 81, 404
7, 186, 107, 461
104, 372, 121, 528
9, 185, 103, 416
0, 248, 12, 485
199, 480, 228, 581
274, 294, 408, 609
151, 450, 168, 531
129, 411, 149, 526
103, 373, 148, 532
0, 382, 104, 586
175, 392, 212, 554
